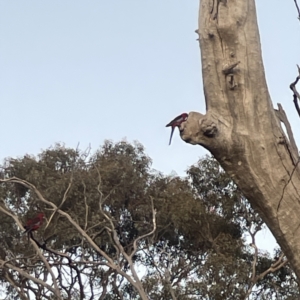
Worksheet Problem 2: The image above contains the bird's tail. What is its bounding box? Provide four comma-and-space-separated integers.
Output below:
169, 127, 175, 145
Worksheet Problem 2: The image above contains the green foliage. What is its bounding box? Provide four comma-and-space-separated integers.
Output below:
0, 141, 298, 299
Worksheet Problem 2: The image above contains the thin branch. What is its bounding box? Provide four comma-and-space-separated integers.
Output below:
4, 273, 29, 300
294, 0, 300, 20
250, 234, 258, 283
256, 253, 288, 281
0, 259, 57, 294
82, 182, 89, 231
60, 175, 73, 208
244, 229, 259, 300
98, 270, 114, 300
29, 238, 62, 300
45, 176, 73, 231
165, 261, 177, 300
289, 65, 300, 118
275, 103, 299, 164
0, 205, 24, 232
130, 197, 157, 259
112, 272, 124, 300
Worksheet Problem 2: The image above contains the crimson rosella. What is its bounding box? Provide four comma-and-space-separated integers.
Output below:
23, 212, 45, 234
166, 113, 188, 145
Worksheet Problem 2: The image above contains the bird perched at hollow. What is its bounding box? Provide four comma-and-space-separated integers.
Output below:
23, 212, 45, 234
166, 113, 188, 145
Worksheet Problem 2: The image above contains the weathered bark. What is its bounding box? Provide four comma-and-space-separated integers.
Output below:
181, 0, 300, 279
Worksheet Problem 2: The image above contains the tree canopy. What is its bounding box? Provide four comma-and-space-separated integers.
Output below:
0, 141, 297, 299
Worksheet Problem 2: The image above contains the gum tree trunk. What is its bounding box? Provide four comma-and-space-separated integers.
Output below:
182, 0, 300, 279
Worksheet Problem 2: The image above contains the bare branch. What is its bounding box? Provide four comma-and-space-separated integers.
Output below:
165, 268, 177, 300
294, 0, 300, 20
112, 272, 124, 300
98, 270, 114, 300
82, 182, 89, 231
244, 229, 288, 300
29, 239, 62, 300
0, 205, 24, 232
275, 103, 299, 164
130, 197, 157, 259
30, 235, 85, 300
256, 254, 288, 281
289, 65, 300, 118
4, 272, 29, 300
0, 259, 57, 295
244, 230, 258, 299
45, 175, 73, 231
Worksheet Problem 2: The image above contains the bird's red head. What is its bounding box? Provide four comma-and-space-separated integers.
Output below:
181, 113, 188, 121
166, 113, 189, 127
37, 212, 45, 219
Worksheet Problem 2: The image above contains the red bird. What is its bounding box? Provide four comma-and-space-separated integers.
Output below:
23, 212, 45, 234
166, 113, 188, 145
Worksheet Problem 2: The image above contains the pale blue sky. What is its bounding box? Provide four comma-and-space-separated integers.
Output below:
1, 1, 299, 251
1, 1, 299, 175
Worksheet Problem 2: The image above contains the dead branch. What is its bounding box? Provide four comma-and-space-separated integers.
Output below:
274, 103, 299, 164
290, 65, 300, 118
294, 0, 300, 20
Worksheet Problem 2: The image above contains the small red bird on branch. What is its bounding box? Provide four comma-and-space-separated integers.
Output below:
23, 212, 45, 234
166, 113, 188, 145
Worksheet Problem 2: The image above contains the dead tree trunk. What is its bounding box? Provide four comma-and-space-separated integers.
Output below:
181, 0, 300, 279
